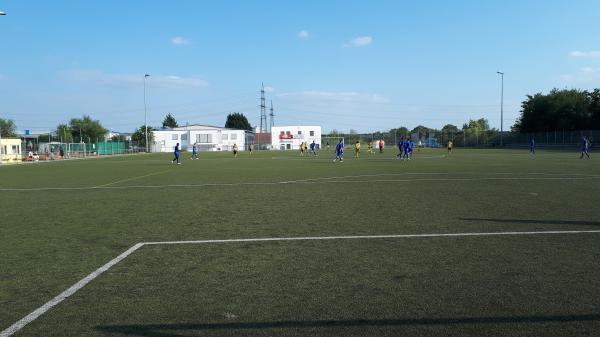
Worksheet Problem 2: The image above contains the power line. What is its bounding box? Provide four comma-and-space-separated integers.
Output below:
259, 83, 267, 133
269, 100, 275, 132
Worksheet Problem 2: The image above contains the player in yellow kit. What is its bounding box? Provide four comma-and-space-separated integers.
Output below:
367, 141, 374, 154
354, 141, 361, 158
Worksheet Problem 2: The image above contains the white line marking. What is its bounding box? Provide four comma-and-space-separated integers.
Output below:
1, 174, 599, 192
0, 243, 144, 337
144, 230, 600, 245
3, 229, 600, 336
94, 169, 172, 188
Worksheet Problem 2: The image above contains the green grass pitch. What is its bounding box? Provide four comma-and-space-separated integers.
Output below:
1, 148, 599, 336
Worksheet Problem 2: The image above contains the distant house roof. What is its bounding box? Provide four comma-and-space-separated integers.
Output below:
156, 124, 253, 132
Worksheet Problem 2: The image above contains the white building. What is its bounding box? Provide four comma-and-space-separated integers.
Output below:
271, 125, 321, 150
152, 125, 254, 152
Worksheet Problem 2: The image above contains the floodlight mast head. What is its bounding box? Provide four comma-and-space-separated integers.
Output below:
0, 11, 6, 16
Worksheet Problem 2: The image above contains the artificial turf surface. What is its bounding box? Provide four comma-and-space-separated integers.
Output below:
1, 148, 599, 336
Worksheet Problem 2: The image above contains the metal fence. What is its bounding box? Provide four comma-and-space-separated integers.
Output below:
16, 141, 147, 162
321, 130, 598, 149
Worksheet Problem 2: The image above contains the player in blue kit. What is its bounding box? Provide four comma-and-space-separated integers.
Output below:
310, 140, 318, 156
333, 139, 344, 162
529, 139, 535, 155
403, 137, 410, 160
580, 136, 590, 159
171, 143, 181, 165
191, 143, 199, 160
397, 139, 404, 159
408, 139, 415, 159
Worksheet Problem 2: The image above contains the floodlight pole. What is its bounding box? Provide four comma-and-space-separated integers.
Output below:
497, 71, 504, 146
144, 74, 150, 153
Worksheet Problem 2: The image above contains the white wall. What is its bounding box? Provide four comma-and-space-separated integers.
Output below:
271, 126, 321, 150
152, 127, 252, 152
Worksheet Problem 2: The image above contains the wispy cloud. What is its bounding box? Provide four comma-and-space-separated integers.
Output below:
569, 51, 600, 58
171, 36, 191, 46
278, 90, 388, 103
60, 70, 209, 89
344, 36, 373, 47
561, 67, 600, 83
0, 73, 4, 80
298, 30, 309, 39
263, 86, 275, 92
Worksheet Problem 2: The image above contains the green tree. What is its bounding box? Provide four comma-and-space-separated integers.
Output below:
410, 125, 431, 138
590, 89, 600, 130
389, 127, 409, 138
69, 115, 108, 142
131, 125, 155, 149
514, 88, 592, 132
441, 124, 459, 134
162, 113, 179, 129
0, 118, 17, 137
225, 112, 252, 131
462, 118, 490, 132
56, 124, 73, 143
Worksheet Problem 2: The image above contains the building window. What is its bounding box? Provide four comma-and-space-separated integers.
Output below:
298, 130, 302, 135
222, 134, 229, 141
172, 134, 178, 140
11, 145, 19, 154
286, 131, 291, 135
231, 133, 237, 140
196, 134, 212, 143
310, 131, 315, 136
280, 131, 285, 135
181, 134, 188, 141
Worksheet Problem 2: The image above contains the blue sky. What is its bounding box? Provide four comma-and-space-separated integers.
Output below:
1, 0, 600, 134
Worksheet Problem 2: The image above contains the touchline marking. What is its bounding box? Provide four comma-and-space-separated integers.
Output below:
94, 169, 173, 188
143, 230, 600, 245
1, 174, 599, 192
3, 230, 600, 337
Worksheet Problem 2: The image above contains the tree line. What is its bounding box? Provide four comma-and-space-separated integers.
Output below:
8, 87, 598, 147
513, 88, 600, 132
326, 118, 496, 146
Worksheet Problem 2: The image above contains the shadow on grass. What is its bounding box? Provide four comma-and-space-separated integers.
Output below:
459, 218, 600, 227
96, 314, 600, 337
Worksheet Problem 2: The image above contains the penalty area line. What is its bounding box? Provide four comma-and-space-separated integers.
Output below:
3, 230, 600, 337
0, 243, 145, 337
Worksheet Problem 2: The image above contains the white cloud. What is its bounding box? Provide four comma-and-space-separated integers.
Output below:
263, 86, 275, 92
171, 36, 191, 46
60, 69, 209, 89
344, 36, 373, 47
569, 51, 600, 58
561, 67, 600, 83
278, 90, 388, 103
298, 30, 309, 39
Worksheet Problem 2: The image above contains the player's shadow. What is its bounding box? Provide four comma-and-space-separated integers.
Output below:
96, 314, 600, 337
459, 218, 600, 227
